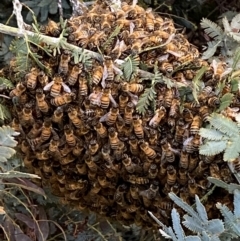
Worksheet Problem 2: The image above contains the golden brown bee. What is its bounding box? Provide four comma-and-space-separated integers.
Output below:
179, 150, 189, 169
149, 106, 166, 128
35, 150, 50, 161
119, 92, 129, 114
27, 121, 42, 139
88, 31, 107, 48
10, 81, 26, 98
44, 74, 71, 97
188, 153, 198, 172
122, 154, 137, 174
40, 118, 52, 142
42, 19, 61, 36
132, 115, 144, 139
92, 65, 103, 86
209, 163, 221, 179
67, 63, 83, 86
68, 30, 89, 42
60, 153, 75, 165
108, 127, 120, 150
50, 92, 76, 106
178, 167, 188, 186
128, 135, 140, 156
188, 178, 199, 197
36, 88, 49, 113
51, 107, 63, 127
198, 86, 213, 102
131, 40, 144, 54
67, 106, 82, 128
199, 106, 210, 122
161, 139, 175, 163
20, 140, 30, 154
207, 96, 220, 108
166, 165, 176, 186
58, 51, 71, 75
148, 164, 158, 179
94, 122, 108, 139
64, 125, 77, 147
145, 8, 155, 31
89, 139, 99, 155
139, 183, 159, 207
139, 140, 156, 159
100, 87, 116, 109
25, 67, 39, 90
121, 82, 144, 93
100, 107, 119, 126
159, 62, 173, 74
20, 103, 34, 127
37, 71, 49, 87
190, 115, 202, 135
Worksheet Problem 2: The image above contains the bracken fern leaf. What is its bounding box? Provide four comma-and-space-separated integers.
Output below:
199, 140, 227, 156
122, 55, 140, 81
201, 18, 224, 41
136, 87, 156, 115
172, 208, 185, 241
223, 136, 240, 161
199, 128, 225, 141
0, 77, 14, 89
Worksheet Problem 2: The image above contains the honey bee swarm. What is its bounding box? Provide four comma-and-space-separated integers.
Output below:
8, 0, 237, 228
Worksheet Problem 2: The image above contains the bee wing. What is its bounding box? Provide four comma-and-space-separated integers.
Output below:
211, 59, 218, 74
166, 50, 183, 57
62, 83, 71, 93
113, 65, 123, 75
99, 112, 109, 122
110, 94, 118, 107
101, 64, 108, 88
132, 0, 138, 7
43, 81, 54, 91
149, 115, 157, 127
221, 67, 232, 78
127, 91, 138, 106
129, 22, 135, 34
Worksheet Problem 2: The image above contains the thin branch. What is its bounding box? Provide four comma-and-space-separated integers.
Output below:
0, 23, 159, 80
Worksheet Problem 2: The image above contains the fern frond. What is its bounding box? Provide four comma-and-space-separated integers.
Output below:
0, 171, 40, 179
231, 13, 240, 30
182, 215, 204, 233
217, 93, 234, 112
223, 136, 240, 161
208, 113, 239, 137
195, 195, 208, 223
192, 66, 206, 103
102, 25, 122, 50
222, 16, 232, 33
172, 208, 185, 241
201, 18, 224, 41
122, 55, 140, 81
201, 41, 221, 59
185, 236, 201, 241
199, 140, 227, 156
0, 103, 11, 120
199, 128, 225, 141
233, 189, 240, 218
0, 77, 14, 89
169, 193, 202, 223
136, 87, 156, 115
206, 219, 224, 235
232, 46, 240, 70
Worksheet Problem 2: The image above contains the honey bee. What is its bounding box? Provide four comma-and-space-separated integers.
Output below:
38, 71, 49, 87
161, 139, 176, 163
60, 153, 75, 165
178, 167, 188, 186
198, 86, 213, 103
50, 92, 76, 106
40, 118, 52, 142
148, 164, 158, 179
119, 92, 129, 114
89, 139, 99, 155
100, 107, 119, 126
121, 82, 144, 93
159, 62, 173, 74
36, 88, 49, 113
179, 150, 189, 169
10, 81, 26, 98
190, 115, 202, 134
128, 135, 140, 156
68, 30, 89, 42
211, 59, 232, 81
76, 161, 87, 175
44, 74, 71, 97
20, 103, 34, 127
51, 107, 63, 128
64, 125, 77, 147
209, 163, 221, 179
67, 63, 83, 86
98, 175, 115, 189
43, 19, 61, 36
127, 175, 150, 185
140, 183, 159, 208
199, 106, 210, 122
25, 67, 39, 90
139, 140, 156, 159
207, 96, 220, 108
92, 65, 103, 86
145, 8, 155, 31
188, 178, 199, 197
149, 106, 166, 128
108, 127, 120, 150
100, 87, 118, 109
35, 150, 50, 161
94, 122, 108, 139
132, 115, 144, 139
122, 154, 137, 174
166, 165, 176, 186
188, 153, 199, 172
58, 51, 71, 75
27, 121, 42, 139
67, 106, 82, 128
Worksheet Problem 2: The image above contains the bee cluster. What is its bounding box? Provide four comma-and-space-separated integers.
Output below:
8, 0, 238, 228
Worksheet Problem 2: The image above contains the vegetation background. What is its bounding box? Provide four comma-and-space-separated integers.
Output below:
0, 0, 240, 240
